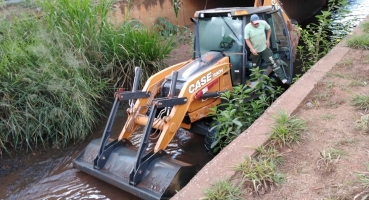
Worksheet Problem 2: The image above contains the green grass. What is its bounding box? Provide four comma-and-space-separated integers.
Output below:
355, 163, 369, 188
0, 15, 106, 152
202, 179, 244, 200
269, 111, 307, 146
349, 79, 367, 87
336, 58, 353, 68
347, 34, 369, 50
321, 114, 336, 120
352, 93, 369, 110
254, 146, 284, 166
235, 157, 285, 193
41, 0, 175, 89
0, 0, 176, 154
362, 22, 369, 33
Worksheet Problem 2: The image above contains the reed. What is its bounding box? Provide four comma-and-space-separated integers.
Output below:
1, 0, 174, 154
0, 14, 106, 152
41, 0, 175, 88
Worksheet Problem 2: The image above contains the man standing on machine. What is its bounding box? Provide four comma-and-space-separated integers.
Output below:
244, 14, 288, 84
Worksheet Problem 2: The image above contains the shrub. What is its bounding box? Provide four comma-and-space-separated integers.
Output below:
208, 68, 283, 154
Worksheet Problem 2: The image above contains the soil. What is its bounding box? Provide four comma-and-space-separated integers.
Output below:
245, 24, 369, 199
257, 48, 369, 199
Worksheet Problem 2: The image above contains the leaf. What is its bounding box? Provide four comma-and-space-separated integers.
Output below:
211, 139, 219, 149
232, 119, 243, 128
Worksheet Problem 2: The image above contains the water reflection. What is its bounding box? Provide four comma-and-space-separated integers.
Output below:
331, 0, 369, 37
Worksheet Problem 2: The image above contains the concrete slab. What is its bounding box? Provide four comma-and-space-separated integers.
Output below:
172, 15, 368, 200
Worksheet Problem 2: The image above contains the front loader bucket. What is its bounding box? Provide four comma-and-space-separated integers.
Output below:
73, 138, 196, 200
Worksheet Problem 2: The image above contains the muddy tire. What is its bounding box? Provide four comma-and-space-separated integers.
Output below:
204, 122, 218, 155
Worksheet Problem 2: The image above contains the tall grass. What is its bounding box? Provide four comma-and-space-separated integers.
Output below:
1, 0, 175, 154
41, 0, 175, 88
0, 14, 106, 152
100, 23, 174, 88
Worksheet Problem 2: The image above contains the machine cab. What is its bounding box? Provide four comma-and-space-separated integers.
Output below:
194, 6, 296, 85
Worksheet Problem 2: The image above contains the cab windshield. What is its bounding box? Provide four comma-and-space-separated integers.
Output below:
198, 16, 244, 83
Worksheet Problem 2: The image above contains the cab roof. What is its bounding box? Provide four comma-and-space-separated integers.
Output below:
194, 6, 275, 17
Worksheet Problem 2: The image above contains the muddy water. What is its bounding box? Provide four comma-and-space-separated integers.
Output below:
1, 103, 213, 200
2, 0, 369, 199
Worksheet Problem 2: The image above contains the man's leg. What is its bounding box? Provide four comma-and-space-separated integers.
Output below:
261, 48, 287, 82
251, 54, 262, 69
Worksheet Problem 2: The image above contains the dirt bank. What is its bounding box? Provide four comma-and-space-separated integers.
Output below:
173, 15, 369, 200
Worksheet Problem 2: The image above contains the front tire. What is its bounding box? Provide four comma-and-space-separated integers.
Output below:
204, 122, 218, 155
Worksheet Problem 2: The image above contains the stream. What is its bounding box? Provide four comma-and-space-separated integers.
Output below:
1, 0, 369, 199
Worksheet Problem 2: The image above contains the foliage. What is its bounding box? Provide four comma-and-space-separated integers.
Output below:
297, 0, 350, 72
172, 0, 182, 18
202, 179, 244, 200
269, 110, 306, 147
0, 14, 106, 153
154, 17, 192, 44
208, 68, 283, 154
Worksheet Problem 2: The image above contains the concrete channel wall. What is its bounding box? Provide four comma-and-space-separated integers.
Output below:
172, 14, 369, 200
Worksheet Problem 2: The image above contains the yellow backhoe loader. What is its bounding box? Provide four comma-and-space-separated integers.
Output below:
73, 1, 299, 199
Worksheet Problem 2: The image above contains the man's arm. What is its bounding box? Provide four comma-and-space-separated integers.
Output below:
245, 39, 258, 55
266, 29, 271, 48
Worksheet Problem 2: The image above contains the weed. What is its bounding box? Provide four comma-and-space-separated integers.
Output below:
350, 79, 368, 87
269, 111, 307, 147
235, 157, 285, 194
297, 0, 351, 72
362, 22, 369, 33
254, 146, 284, 166
208, 68, 283, 154
327, 72, 351, 79
355, 113, 369, 133
154, 17, 192, 44
321, 114, 336, 120
337, 58, 354, 68
335, 138, 358, 146
347, 34, 369, 50
317, 148, 343, 171
352, 93, 369, 110
314, 92, 333, 101
202, 179, 244, 200
355, 163, 369, 188
327, 81, 335, 88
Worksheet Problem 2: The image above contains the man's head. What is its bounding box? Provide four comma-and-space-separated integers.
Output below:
250, 14, 260, 26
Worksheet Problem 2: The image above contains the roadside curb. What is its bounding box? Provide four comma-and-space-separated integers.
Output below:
172, 15, 369, 200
